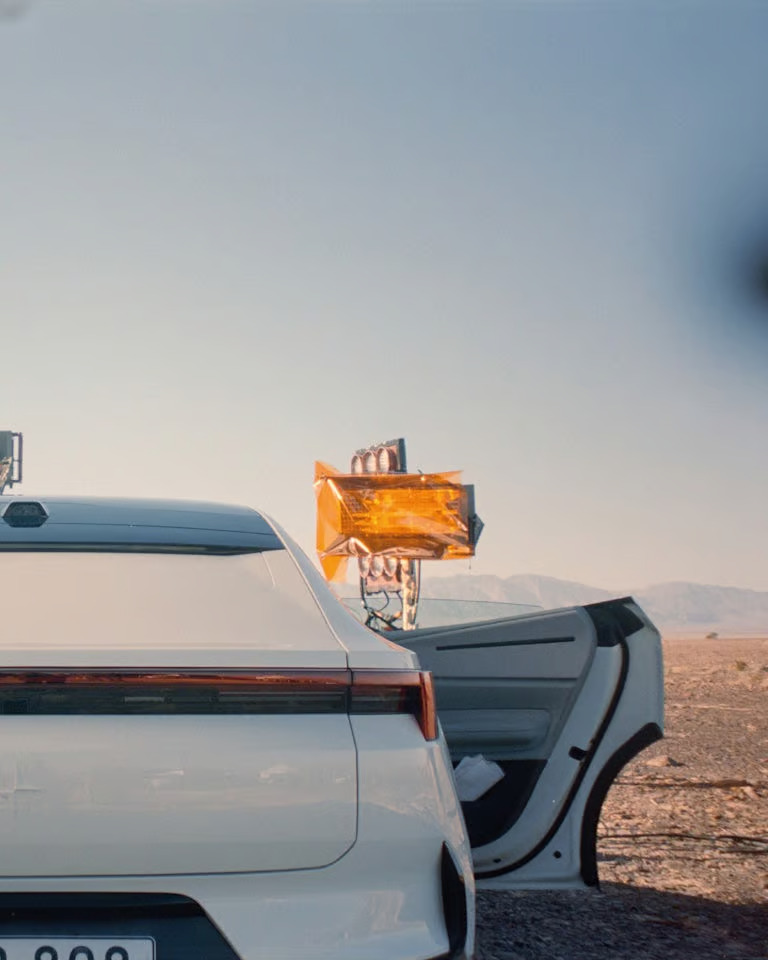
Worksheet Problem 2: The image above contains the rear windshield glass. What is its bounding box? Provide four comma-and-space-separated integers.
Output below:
0, 550, 326, 650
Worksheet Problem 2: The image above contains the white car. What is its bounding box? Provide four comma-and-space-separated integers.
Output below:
0, 496, 663, 960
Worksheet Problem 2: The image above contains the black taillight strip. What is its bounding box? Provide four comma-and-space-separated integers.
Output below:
0, 668, 439, 738
0, 669, 351, 688
0, 669, 349, 717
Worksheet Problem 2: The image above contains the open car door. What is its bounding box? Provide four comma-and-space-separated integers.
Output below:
399, 597, 664, 889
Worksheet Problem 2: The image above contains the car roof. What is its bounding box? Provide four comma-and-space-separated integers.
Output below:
0, 495, 282, 552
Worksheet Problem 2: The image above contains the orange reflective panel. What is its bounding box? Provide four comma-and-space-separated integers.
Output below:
314, 462, 476, 581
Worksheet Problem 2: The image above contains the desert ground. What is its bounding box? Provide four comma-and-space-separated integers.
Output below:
476, 636, 768, 960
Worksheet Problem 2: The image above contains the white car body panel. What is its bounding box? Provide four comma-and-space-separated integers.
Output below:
0, 717, 473, 960
0, 715, 357, 876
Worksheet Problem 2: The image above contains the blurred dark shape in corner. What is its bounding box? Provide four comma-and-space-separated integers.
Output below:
732, 227, 768, 331
706, 195, 768, 345
749, 248, 768, 306
0, 0, 33, 22
686, 185, 768, 373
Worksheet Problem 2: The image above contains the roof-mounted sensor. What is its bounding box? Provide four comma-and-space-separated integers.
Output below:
2, 500, 49, 527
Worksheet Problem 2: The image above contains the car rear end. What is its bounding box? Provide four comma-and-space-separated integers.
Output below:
0, 496, 474, 960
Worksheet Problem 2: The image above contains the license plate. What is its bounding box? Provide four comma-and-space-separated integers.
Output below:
0, 938, 155, 960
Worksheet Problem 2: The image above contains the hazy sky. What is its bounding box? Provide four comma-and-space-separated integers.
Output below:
2, 1, 767, 591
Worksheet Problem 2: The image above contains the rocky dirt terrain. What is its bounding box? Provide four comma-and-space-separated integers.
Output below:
476, 636, 768, 960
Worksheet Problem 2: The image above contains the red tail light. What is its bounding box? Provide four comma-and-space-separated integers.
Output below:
350, 669, 438, 741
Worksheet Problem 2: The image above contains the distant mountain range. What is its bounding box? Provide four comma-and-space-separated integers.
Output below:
418, 574, 768, 635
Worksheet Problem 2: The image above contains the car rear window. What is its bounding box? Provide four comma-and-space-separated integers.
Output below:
0, 549, 328, 651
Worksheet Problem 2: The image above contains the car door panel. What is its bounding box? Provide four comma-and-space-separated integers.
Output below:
400, 598, 663, 889
440, 703, 552, 755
